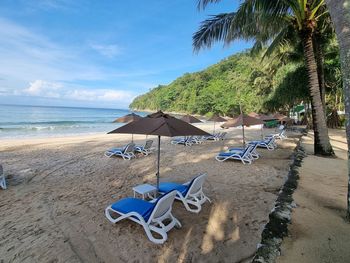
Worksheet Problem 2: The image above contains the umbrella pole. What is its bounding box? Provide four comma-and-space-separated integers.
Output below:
156, 135, 161, 192
240, 104, 245, 146
242, 125, 246, 146
213, 122, 216, 134
132, 133, 134, 143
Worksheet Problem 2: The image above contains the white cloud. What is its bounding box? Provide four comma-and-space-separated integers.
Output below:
90, 44, 122, 58
24, 80, 62, 98
18, 79, 134, 103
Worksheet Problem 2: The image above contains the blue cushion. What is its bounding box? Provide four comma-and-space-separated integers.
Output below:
108, 148, 123, 153
159, 182, 189, 196
229, 147, 244, 151
111, 198, 155, 222
249, 141, 261, 144
218, 152, 242, 157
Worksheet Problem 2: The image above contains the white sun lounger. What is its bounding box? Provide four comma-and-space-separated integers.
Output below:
248, 136, 276, 150
104, 143, 136, 160
215, 144, 253, 164
217, 132, 227, 140
202, 133, 219, 141
105, 190, 181, 244
266, 125, 287, 140
135, 140, 154, 156
228, 142, 260, 160
171, 136, 194, 146
158, 173, 211, 213
0, 165, 6, 190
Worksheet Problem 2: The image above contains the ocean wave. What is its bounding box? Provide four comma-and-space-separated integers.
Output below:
0, 124, 117, 132
0, 120, 109, 126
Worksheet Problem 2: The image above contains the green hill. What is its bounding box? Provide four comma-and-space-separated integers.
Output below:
129, 52, 308, 116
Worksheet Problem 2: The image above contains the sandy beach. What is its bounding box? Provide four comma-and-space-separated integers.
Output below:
0, 124, 301, 262
277, 129, 350, 263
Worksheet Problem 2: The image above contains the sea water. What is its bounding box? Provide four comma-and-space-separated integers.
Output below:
0, 104, 146, 139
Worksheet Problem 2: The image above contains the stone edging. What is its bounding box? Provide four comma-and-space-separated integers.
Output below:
252, 130, 307, 263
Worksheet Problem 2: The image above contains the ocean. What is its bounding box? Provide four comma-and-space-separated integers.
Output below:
0, 104, 147, 139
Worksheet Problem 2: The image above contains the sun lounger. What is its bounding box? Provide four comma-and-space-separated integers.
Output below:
191, 136, 204, 144
104, 143, 136, 160
171, 136, 194, 146
158, 173, 211, 213
0, 165, 6, 190
135, 140, 153, 156
215, 144, 253, 164
217, 132, 227, 140
248, 136, 276, 150
203, 132, 225, 141
105, 190, 181, 244
228, 141, 260, 160
266, 125, 287, 140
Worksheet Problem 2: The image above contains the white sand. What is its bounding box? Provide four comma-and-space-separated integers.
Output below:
0, 124, 300, 262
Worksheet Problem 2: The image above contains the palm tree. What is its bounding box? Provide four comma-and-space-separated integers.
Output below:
324, 0, 350, 219
193, 0, 334, 156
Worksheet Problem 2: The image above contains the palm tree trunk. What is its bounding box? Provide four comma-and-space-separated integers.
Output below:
325, 0, 350, 220
302, 34, 334, 156
313, 38, 326, 117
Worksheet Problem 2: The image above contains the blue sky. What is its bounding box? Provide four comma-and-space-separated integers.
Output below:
0, 0, 251, 109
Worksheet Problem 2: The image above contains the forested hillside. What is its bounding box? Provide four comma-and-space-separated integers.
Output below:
130, 51, 341, 116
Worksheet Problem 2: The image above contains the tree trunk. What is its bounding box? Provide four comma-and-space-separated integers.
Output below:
302, 34, 335, 156
314, 39, 327, 116
325, 0, 350, 220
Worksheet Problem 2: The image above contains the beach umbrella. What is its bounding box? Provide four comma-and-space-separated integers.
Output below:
113, 113, 142, 142
280, 116, 294, 125
180, 114, 203, 142
273, 113, 288, 121
247, 113, 276, 139
259, 114, 278, 121
208, 114, 226, 133
107, 111, 210, 191
113, 113, 142, 123
221, 113, 265, 145
180, 114, 202, 124
248, 112, 260, 118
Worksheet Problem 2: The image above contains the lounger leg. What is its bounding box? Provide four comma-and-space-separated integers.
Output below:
106, 207, 167, 244
0, 177, 6, 190
177, 196, 202, 213
144, 225, 168, 244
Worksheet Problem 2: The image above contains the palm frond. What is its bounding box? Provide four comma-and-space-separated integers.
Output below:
262, 25, 294, 59
197, 0, 223, 11
193, 12, 236, 52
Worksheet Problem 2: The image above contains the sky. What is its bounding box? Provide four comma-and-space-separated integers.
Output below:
0, 0, 251, 109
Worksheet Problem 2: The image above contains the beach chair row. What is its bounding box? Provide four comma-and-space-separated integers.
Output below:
215, 128, 286, 164
105, 173, 211, 244
171, 132, 227, 146
203, 132, 227, 141
105, 140, 153, 160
